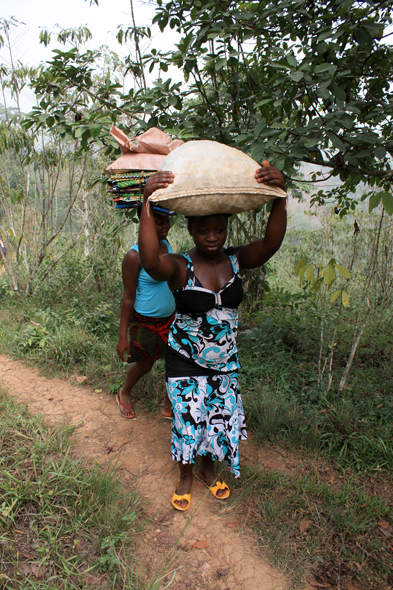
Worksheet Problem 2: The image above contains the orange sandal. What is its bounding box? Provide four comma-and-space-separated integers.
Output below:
197, 470, 230, 500
171, 480, 191, 511
116, 394, 136, 419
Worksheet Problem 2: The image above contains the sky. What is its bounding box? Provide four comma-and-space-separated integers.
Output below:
0, 0, 179, 111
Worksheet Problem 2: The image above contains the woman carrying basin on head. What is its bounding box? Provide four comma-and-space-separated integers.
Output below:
138, 162, 287, 511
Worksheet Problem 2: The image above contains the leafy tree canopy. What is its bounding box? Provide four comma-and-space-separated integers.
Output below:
147, 0, 393, 212
15, 0, 393, 213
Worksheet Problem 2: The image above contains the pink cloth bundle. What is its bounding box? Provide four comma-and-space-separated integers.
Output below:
104, 126, 184, 174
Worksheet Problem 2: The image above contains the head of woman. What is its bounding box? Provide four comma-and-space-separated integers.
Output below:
187, 214, 229, 256
137, 205, 170, 240
153, 212, 170, 240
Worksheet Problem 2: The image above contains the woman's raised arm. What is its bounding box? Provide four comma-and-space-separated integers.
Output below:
138, 171, 180, 282
236, 162, 287, 269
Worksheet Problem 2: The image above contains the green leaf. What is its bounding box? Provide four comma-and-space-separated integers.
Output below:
315, 63, 337, 75
255, 98, 274, 108
289, 71, 303, 82
63, 131, 73, 142
374, 147, 386, 159
89, 124, 101, 138
295, 257, 308, 275
249, 69, 259, 86
354, 148, 374, 158
330, 135, 346, 151
298, 263, 308, 281
369, 191, 383, 213
312, 277, 323, 292
336, 114, 354, 130
214, 58, 227, 71
287, 55, 298, 67
22, 119, 35, 130
317, 29, 333, 42
355, 27, 373, 48
75, 126, 86, 138
330, 290, 341, 303
316, 87, 331, 99
336, 264, 351, 279
382, 192, 393, 216
305, 264, 315, 282
342, 290, 349, 307
329, 84, 346, 101
323, 265, 336, 286
63, 562, 71, 575
304, 136, 320, 148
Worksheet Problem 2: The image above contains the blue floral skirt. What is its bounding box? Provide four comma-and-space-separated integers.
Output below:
166, 372, 247, 478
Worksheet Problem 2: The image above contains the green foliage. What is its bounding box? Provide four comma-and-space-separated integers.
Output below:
244, 386, 296, 443
239, 211, 393, 470
367, 190, 393, 215
229, 467, 393, 588
1, 209, 393, 472
24, 46, 124, 154
0, 190, 392, 589
0, 387, 145, 588
3, 0, 391, 216
261, 287, 305, 314
17, 320, 52, 350
142, 0, 393, 211
295, 256, 351, 306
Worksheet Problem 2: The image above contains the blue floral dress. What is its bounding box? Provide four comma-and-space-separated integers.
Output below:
166, 248, 247, 477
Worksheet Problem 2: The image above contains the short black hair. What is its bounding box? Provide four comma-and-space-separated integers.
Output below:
186, 213, 230, 233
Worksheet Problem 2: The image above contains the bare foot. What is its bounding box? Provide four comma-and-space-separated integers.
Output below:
162, 393, 172, 419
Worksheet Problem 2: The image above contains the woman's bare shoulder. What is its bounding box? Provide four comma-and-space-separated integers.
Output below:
122, 247, 141, 269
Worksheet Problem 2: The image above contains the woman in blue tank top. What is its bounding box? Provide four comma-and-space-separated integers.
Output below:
116, 209, 175, 419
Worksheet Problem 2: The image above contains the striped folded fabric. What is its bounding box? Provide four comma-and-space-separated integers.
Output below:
107, 171, 154, 208
107, 171, 175, 216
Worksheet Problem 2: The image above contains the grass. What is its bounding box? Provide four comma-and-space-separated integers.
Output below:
1, 217, 393, 589
0, 385, 154, 590
0, 291, 169, 416
226, 466, 393, 589
2, 286, 392, 473
238, 306, 393, 471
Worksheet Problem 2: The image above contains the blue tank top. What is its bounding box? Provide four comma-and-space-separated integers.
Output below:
131, 240, 175, 318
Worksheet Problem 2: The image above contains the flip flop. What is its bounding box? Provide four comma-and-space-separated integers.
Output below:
196, 470, 230, 500
116, 394, 136, 419
171, 480, 191, 512
161, 411, 172, 420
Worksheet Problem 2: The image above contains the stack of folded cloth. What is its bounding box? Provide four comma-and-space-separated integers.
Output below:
105, 127, 184, 216
107, 171, 154, 209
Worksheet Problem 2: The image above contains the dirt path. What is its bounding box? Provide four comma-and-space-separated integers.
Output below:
1, 354, 310, 590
